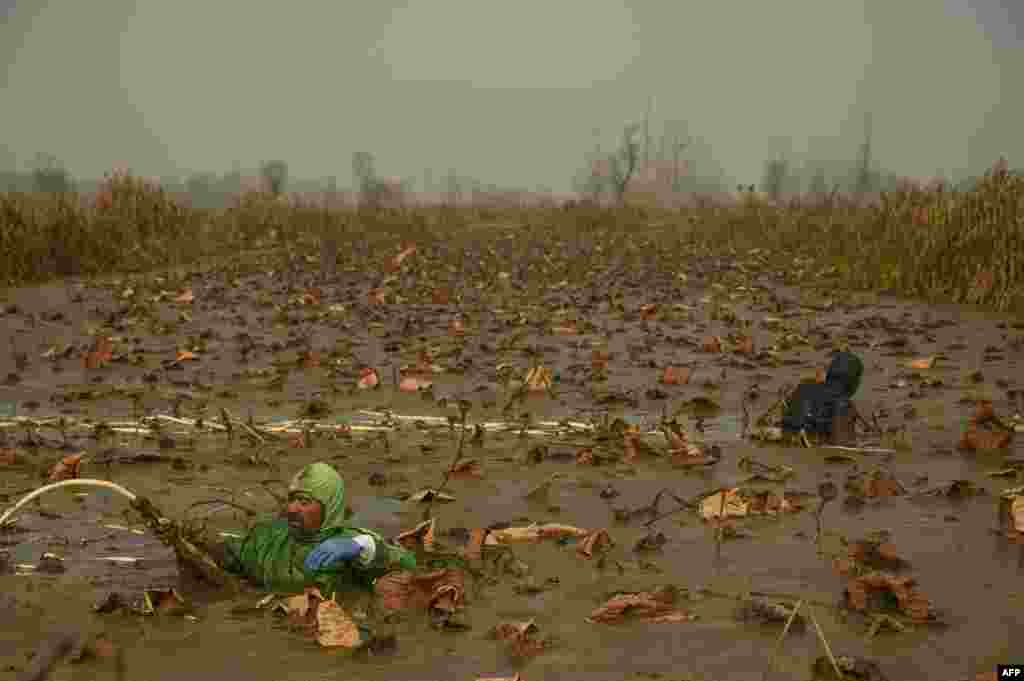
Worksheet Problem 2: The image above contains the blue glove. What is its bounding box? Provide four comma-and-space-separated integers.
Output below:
304, 537, 362, 572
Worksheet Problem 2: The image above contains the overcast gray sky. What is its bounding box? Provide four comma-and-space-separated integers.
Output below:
1, 0, 1021, 190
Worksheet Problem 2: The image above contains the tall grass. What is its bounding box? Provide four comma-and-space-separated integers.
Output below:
1, 167, 1021, 313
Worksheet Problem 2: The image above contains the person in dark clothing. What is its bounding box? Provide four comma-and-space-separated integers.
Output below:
782, 351, 864, 444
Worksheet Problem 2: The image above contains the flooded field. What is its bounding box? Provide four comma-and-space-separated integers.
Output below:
1, 226, 1022, 681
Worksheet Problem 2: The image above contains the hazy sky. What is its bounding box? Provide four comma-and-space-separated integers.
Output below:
1, 0, 1021, 190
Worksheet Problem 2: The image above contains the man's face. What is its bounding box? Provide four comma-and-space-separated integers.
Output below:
286, 493, 323, 534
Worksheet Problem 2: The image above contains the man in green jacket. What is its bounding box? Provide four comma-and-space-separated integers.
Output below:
213, 462, 416, 595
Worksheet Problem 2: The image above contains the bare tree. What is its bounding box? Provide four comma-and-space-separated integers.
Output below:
854, 112, 875, 197
761, 155, 789, 202
31, 153, 72, 193
260, 160, 288, 196
608, 123, 641, 204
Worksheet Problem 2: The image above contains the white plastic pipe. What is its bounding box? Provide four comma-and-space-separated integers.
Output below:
0, 479, 139, 528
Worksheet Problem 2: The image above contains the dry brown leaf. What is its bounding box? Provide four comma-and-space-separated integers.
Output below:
843, 571, 934, 622
0, 448, 19, 466
464, 528, 489, 560
552, 323, 578, 335
659, 366, 691, 385
448, 458, 483, 478
82, 335, 113, 369
974, 400, 995, 422
846, 470, 905, 498
357, 367, 380, 389
575, 447, 596, 465
288, 432, 308, 449
524, 365, 553, 392
175, 350, 198, 362
576, 529, 613, 558
301, 287, 322, 305
449, 318, 465, 335
173, 288, 194, 304
907, 356, 937, 370
375, 568, 465, 613
699, 488, 801, 520
639, 303, 658, 320
48, 452, 84, 481
700, 335, 723, 353
590, 350, 611, 370
395, 519, 436, 552
387, 244, 416, 271
587, 588, 694, 624
315, 599, 363, 648
959, 417, 1011, 451
367, 288, 387, 305
398, 376, 433, 392
491, 620, 546, 658
476, 675, 521, 681
622, 433, 639, 463
734, 335, 755, 356
432, 287, 451, 305
299, 350, 321, 369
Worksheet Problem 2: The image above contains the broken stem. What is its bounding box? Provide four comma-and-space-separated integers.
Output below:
806, 605, 843, 679
761, 598, 803, 681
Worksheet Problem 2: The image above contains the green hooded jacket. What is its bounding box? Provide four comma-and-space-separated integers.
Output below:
220, 462, 416, 595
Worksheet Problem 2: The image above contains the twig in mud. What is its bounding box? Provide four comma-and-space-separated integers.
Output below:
761, 599, 803, 681
806, 606, 843, 679
641, 491, 708, 527
422, 399, 472, 522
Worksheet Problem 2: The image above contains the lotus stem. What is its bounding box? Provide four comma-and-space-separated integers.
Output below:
0, 479, 139, 528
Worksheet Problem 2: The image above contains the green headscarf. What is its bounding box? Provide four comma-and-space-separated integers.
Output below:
221, 462, 417, 593
825, 351, 864, 398
287, 461, 347, 543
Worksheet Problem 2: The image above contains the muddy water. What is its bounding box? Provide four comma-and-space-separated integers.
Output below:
1, 240, 1023, 680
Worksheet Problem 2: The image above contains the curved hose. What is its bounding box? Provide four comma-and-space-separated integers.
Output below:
0, 479, 139, 528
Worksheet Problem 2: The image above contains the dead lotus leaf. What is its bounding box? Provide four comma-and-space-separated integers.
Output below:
487, 523, 589, 545
48, 452, 84, 481
906, 356, 937, 370
733, 335, 755, 356
315, 599, 363, 648
998, 488, 1024, 537
394, 518, 436, 552
274, 586, 326, 619
575, 447, 596, 465
845, 470, 905, 498
639, 303, 658, 320
463, 528, 489, 560
82, 335, 113, 369
490, 619, 547, 658
587, 587, 695, 624
959, 417, 1012, 451
843, 571, 934, 622
375, 568, 465, 613
299, 350, 321, 369
699, 487, 803, 520
173, 288, 194, 304
357, 367, 380, 389
659, 366, 691, 385
576, 528, 613, 558
524, 365, 553, 392
700, 335, 723, 353
398, 375, 433, 392
448, 458, 483, 478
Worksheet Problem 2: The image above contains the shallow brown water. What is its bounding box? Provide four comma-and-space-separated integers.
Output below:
1, 233, 1023, 680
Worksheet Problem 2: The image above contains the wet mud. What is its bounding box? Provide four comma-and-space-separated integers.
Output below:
1, 228, 1022, 680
